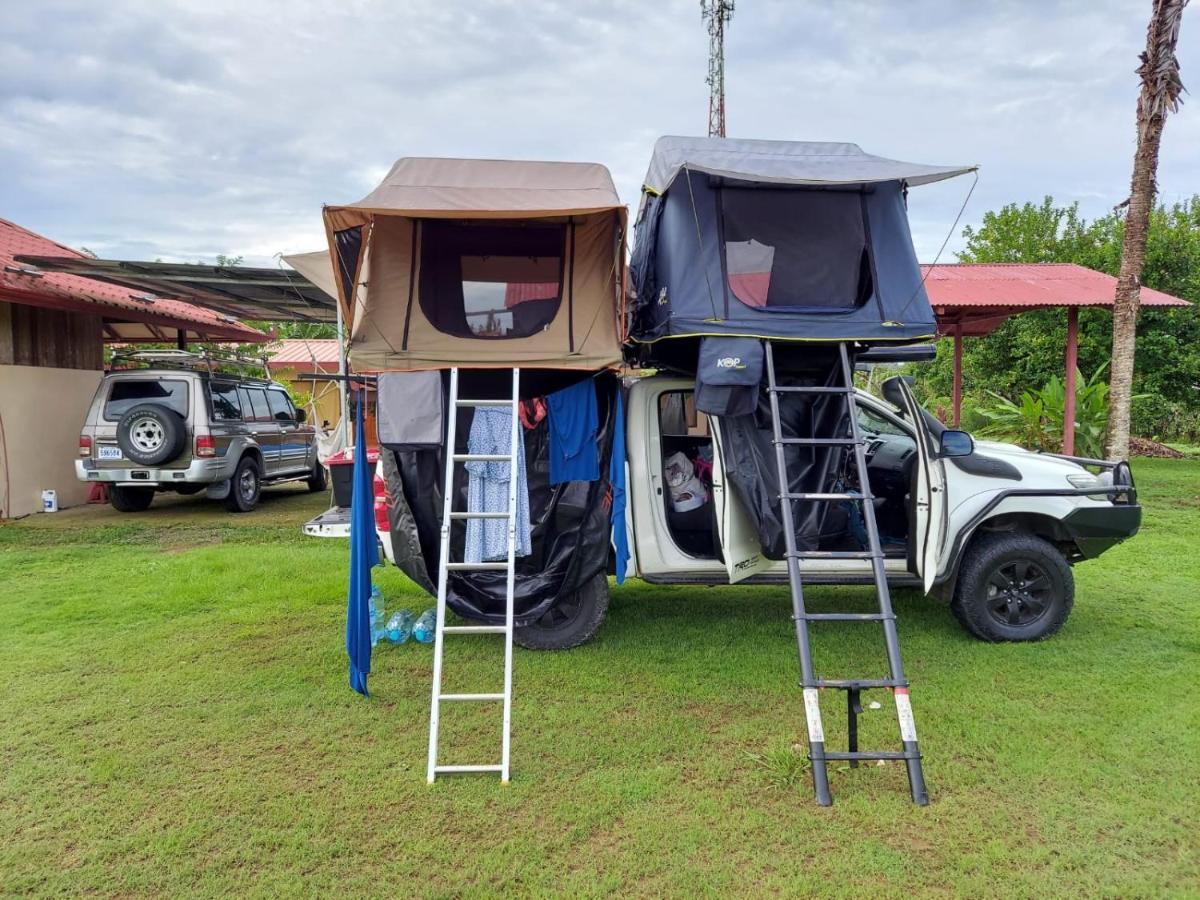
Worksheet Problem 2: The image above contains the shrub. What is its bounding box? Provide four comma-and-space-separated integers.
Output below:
974, 367, 1115, 459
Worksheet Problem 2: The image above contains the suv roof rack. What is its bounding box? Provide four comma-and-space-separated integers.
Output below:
109, 348, 271, 378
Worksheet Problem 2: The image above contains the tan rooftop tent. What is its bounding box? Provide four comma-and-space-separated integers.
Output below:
322, 157, 628, 371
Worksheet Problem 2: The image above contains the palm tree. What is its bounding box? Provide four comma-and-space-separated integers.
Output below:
1108, 0, 1189, 459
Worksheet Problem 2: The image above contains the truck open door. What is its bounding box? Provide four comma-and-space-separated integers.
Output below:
885, 376, 948, 593
710, 420, 772, 583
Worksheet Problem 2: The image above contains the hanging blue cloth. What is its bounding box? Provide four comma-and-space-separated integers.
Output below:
609, 391, 629, 584
464, 407, 532, 563
346, 392, 378, 697
547, 378, 599, 484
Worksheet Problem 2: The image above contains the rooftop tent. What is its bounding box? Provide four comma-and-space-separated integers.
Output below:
629, 136, 977, 345
322, 157, 628, 372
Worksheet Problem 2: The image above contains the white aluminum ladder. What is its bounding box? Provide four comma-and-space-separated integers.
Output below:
426, 367, 520, 783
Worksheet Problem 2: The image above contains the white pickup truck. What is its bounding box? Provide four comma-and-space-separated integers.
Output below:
308, 374, 1140, 650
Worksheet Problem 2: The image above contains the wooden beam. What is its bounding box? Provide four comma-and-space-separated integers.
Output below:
952, 322, 963, 428
1063, 307, 1079, 455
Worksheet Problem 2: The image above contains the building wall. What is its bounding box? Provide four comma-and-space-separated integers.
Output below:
0, 302, 103, 369
0, 364, 102, 518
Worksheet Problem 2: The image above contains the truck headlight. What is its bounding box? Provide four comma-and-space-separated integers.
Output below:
1067, 473, 1101, 490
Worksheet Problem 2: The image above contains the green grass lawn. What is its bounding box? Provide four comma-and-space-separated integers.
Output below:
2, 464, 1198, 897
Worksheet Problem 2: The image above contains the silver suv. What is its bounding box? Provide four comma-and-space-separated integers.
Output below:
76, 351, 323, 513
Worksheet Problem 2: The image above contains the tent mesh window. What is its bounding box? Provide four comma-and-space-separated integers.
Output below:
418, 221, 567, 340
720, 188, 873, 312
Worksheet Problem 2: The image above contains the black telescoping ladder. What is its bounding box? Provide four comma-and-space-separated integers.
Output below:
765, 342, 928, 806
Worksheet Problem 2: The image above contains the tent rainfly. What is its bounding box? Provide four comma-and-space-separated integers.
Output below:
322, 157, 628, 372
629, 136, 977, 345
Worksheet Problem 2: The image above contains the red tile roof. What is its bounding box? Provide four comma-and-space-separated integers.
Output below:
0, 218, 264, 342
922, 262, 1190, 310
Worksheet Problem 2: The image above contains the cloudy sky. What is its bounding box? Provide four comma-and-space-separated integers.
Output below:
2, 0, 1197, 266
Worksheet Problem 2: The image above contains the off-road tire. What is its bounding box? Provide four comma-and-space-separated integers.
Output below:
116, 403, 186, 466
514, 572, 610, 651
306, 461, 327, 493
224, 456, 262, 513
109, 485, 155, 512
951, 531, 1074, 642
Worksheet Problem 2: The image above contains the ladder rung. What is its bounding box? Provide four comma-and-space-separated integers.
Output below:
770, 385, 854, 394
452, 453, 514, 462
455, 399, 511, 407
811, 678, 908, 690
443, 625, 508, 634
788, 550, 880, 560
448, 511, 510, 519
783, 492, 874, 502
823, 751, 919, 762
775, 437, 864, 447
802, 613, 893, 622
438, 693, 505, 702
433, 764, 504, 773
446, 562, 510, 571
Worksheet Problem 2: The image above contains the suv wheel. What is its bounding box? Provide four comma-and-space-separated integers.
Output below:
306, 461, 327, 493
514, 573, 609, 651
224, 456, 262, 512
116, 404, 186, 466
951, 531, 1074, 642
110, 485, 154, 513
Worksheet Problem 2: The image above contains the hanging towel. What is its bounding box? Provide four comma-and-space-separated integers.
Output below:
464, 407, 532, 563
547, 379, 599, 484
378, 371, 443, 449
609, 392, 629, 584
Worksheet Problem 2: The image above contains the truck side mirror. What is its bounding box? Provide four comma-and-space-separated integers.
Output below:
296, 408, 307, 423
939, 430, 974, 458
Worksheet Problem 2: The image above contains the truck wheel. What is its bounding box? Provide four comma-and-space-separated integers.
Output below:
514, 572, 609, 651
951, 531, 1074, 642
109, 485, 154, 512
224, 456, 262, 513
116, 404, 186, 466
306, 461, 327, 493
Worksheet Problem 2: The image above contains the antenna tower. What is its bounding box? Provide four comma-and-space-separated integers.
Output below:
702, 0, 734, 137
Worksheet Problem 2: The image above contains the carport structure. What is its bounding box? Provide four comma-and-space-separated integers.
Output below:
923, 262, 1191, 455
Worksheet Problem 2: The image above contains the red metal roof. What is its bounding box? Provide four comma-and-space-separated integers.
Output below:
922, 262, 1189, 311
0, 218, 264, 343
265, 338, 340, 372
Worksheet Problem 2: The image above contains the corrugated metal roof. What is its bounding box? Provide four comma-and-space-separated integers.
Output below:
0, 218, 265, 342
922, 262, 1190, 310
266, 338, 340, 371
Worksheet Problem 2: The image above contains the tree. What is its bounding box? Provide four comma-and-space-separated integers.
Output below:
912, 196, 1200, 444
1108, 0, 1188, 460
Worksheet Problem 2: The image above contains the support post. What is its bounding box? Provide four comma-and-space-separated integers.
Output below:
176, 329, 187, 350
1063, 307, 1079, 456
335, 294, 349, 449
952, 323, 963, 428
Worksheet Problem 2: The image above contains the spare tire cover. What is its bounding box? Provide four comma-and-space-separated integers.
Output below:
117, 403, 186, 466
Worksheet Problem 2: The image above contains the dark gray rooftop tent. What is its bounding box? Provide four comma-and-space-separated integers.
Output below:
629, 136, 976, 345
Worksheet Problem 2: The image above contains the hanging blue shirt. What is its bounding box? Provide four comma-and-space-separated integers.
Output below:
547, 379, 599, 484
609, 392, 629, 584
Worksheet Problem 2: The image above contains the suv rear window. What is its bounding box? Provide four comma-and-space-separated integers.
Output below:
104, 380, 189, 421
209, 382, 243, 421
239, 387, 272, 422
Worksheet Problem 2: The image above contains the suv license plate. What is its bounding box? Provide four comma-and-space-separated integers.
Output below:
98, 446, 123, 460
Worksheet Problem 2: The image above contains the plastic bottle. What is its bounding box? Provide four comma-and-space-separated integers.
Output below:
384, 609, 414, 644
369, 585, 384, 626
412, 608, 437, 644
